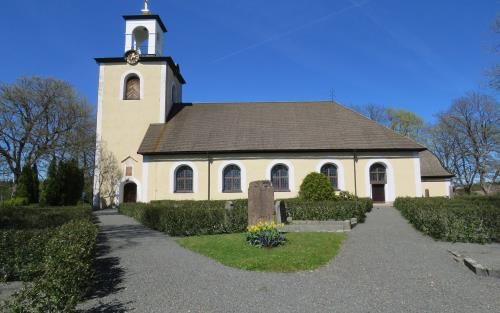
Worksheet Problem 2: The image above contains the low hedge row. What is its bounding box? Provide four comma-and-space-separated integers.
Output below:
0, 229, 56, 282
0, 205, 93, 229
119, 200, 248, 236
394, 196, 500, 243
286, 198, 373, 223
6, 220, 98, 312
120, 198, 372, 236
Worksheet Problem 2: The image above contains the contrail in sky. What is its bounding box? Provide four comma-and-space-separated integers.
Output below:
211, 0, 370, 63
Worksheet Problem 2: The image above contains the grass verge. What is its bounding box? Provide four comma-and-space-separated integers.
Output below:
176, 232, 346, 272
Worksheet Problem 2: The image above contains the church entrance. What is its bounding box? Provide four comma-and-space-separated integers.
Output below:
369, 163, 387, 203
371, 184, 385, 202
123, 182, 137, 203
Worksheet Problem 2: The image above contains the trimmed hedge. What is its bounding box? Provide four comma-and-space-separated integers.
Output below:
6, 220, 98, 312
119, 200, 248, 236
0, 206, 97, 312
0, 229, 56, 282
0, 205, 92, 229
394, 196, 500, 243
286, 198, 373, 223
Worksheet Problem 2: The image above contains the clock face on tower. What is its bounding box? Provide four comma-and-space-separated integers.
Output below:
125, 50, 140, 65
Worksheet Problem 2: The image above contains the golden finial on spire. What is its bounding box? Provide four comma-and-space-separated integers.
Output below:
141, 0, 150, 15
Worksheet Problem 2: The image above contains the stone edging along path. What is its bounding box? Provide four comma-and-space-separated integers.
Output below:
449, 250, 500, 278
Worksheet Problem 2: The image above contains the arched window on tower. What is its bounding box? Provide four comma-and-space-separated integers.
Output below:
124, 75, 140, 100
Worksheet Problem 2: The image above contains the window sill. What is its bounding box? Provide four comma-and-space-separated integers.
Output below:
222, 190, 243, 193
274, 190, 291, 192
174, 191, 194, 194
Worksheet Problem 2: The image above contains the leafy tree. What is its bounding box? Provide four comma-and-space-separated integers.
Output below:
350, 104, 427, 144
386, 108, 425, 141
59, 159, 84, 205
299, 172, 336, 201
15, 163, 39, 203
43, 159, 61, 206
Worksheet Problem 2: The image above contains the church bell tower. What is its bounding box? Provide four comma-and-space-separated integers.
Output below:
93, 1, 185, 208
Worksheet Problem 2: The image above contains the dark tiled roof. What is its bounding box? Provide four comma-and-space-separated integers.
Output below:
419, 150, 454, 178
138, 101, 426, 155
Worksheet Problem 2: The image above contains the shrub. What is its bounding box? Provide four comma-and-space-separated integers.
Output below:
246, 221, 286, 248
298, 172, 336, 201
0, 197, 29, 208
7, 220, 98, 312
119, 200, 248, 236
0, 205, 93, 230
394, 196, 500, 243
286, 198, 373, 222
0, 229, 56, 282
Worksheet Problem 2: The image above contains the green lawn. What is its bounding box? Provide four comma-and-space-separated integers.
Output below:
176, 232, 346, 272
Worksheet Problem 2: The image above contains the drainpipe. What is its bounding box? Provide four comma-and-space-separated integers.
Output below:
353, 150, 358, 197
207, 152, 211, 201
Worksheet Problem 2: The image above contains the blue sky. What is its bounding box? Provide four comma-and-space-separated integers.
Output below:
0, 0, 497, 122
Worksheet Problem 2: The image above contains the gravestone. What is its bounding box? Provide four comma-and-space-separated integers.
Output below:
248, 180, 275, 226
274, 200, 287, 224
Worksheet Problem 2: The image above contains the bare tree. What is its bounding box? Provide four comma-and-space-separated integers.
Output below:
93, 142, 122, 209
350, 103, 389, 125
434, 92, 499, 193
429, 123, 477, 192
0, 77, 95, 185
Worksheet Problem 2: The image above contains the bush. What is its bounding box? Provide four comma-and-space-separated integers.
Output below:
119, 200, 248, 236
7, 220, 98, 312
394, 196, 500, 243
0, 229, 56, 282
298, 172, 336, 201
0, 197, 29, 208
0, 205, 93, 229
246, 221, 286, 248
286, 198, 373, 223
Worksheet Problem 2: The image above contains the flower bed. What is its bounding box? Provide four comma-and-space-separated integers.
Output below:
394, 196, 500, 243
246, 221, 286, 248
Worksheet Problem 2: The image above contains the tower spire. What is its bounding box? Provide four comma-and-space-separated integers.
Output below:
141, 0, 150, 15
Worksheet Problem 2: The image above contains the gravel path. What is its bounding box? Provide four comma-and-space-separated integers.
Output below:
78, 207, 500, 313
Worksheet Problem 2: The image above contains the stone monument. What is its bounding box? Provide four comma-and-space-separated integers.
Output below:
248, 180, 275, 226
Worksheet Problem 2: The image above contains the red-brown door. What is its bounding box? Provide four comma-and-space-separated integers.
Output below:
371, 184, 385, 202
123, 183, 137, 203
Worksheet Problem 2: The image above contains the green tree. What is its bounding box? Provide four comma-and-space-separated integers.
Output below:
15, 163, 39, 203
59, 159, 84, 205
44, 159, 61, 206
299, 172, 336, 201
386, 108, 425, 140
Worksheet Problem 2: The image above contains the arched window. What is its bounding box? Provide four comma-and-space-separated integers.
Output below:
124, 75, 140, 100
223, 165, 241, 192
271, 164, 289, 192
175, 165, 193, 193
369, 163, 386, 184
321, 163, 338, 189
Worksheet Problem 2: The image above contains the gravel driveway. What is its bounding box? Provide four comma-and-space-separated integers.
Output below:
78, 207, 500, 313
